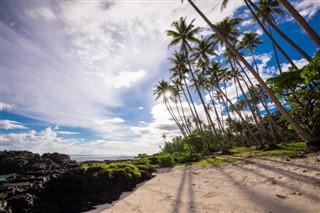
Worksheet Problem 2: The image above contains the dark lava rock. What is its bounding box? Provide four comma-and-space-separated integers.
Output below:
42, 153, 70, 165
0, 150, 154, 213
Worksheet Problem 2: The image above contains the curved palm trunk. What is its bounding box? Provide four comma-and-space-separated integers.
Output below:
216, 86, 260, 144
164, 100, 187, 137
249, 1, 311, 61
187, 0, 318, 148
269, 26, 283, 74
189, 69, 218, 135
236, 52, 292, 144
177, 91, 192, 134
207, 88, 225, 136
174, 98, 190, 135
244, 0, 298, 70
182, 74, 209, 152
277, 0, 320, 48
231, 61, 267, 143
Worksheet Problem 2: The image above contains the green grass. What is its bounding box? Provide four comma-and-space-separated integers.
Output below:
262, 142, 307, 156
194, 142, 307, 168
230, 142, 307, 157
194, 156, 236, 167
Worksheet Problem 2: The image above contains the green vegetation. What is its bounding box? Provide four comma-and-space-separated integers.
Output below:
194, 142, 307, 167
81, 161, 152, 178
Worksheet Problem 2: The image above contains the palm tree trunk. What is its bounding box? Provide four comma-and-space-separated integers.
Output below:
249, 0, 311, 61
217, 86, 260, 144
277, 0, 320, 48
164, 100, 187, 137
269, 26, 283, 74
236, 60, 287, 143
207, 88, 225, 136
245, 0, 298, 70
177, 90, 192, 134
187, 0, 318, 147
182, 73, 209, 152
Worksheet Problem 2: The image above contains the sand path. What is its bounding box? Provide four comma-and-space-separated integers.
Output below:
101, 154, 320, 213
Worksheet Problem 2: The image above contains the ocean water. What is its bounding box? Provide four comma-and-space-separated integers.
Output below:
0, 174, 16, 181
69, 155, 135, 162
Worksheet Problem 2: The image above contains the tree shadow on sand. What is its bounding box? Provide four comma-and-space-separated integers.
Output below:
171, 164, 196, 213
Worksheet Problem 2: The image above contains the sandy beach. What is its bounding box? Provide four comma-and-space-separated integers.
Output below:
101, 153, 320, 213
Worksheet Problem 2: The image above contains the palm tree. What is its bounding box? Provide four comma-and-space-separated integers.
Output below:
277, 0, 320, 48
170, 52, 199, 133
153, 80, 187, 137
191, 36, 216, 68
167, 17, 216, 153
166, 17, 200, 54
239, 32, 262, 72
186, 0, 318, 149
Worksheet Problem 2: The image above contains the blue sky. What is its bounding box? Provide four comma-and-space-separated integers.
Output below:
1, 0, 319, 155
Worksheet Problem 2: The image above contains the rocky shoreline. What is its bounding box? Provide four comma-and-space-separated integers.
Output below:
0, 151, 154, 213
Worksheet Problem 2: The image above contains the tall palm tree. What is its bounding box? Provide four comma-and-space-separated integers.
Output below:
166, 17, 200, 54
277, 0, 320, 48
215, 17, 267, 142
153, 80, 187, 137
239, 32, 262, 72
170, 52, 200, 132
191, 36, 216, 68
167, 17, 216, 153
186, 0, 318, 149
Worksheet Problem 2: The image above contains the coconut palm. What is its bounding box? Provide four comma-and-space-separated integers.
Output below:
239, 32, 262, 72
153, 80, 187, 137
166, 17, 200, 54
170, 53, 199, 133
191, 36, 216, 68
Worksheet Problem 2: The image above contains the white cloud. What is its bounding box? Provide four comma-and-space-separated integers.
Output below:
26, 7, 57, 21
105, 118, 125, 123
294, 1, 320, 20
0, 103, 14, 111
56, 131, 79, 135
0, 127, 157, 155
0, 120, 28, 130
280, 58, 309, 72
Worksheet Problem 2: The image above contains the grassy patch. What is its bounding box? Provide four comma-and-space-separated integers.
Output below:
195, 142, 307, 167
194, 156, 236, 167
262, 142, 307, 156
230, 142, 307, 157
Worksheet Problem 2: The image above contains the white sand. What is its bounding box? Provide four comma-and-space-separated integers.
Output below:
101, 153, 320, 213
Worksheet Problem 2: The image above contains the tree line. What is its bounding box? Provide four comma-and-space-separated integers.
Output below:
153, 0, 320, 154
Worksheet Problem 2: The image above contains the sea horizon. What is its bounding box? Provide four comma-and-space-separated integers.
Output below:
69, 154, 136, 162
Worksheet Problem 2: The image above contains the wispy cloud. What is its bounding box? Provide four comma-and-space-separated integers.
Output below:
0, 120, 28, 130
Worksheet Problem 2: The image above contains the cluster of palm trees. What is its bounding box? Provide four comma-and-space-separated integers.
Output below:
153, 0, 319, 152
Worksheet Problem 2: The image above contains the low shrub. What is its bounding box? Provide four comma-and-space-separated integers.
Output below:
157, 153, 175, 167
